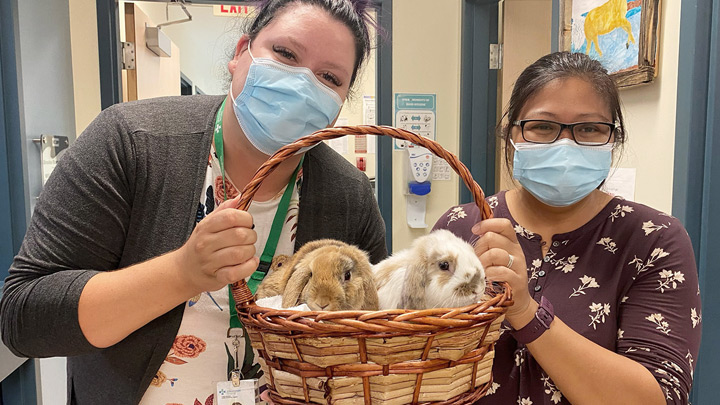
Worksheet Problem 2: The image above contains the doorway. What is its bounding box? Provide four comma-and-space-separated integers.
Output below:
459, 0, 500, 203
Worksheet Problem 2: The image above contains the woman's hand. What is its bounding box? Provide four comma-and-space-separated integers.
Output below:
472, 218, 537, 329
173, 196, 260, 294
79, 196, 259, 348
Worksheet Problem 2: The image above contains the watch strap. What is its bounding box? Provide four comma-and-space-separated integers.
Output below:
510, 296, 554, 345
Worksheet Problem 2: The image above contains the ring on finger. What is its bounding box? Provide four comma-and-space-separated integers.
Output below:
507, 254, 514, 268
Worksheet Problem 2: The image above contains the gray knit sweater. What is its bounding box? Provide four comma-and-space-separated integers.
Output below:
0, 95, 387, 404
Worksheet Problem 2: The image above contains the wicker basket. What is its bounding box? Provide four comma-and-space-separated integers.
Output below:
231, 125, 512, 405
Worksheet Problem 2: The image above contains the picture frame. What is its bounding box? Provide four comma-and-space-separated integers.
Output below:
559, 0, 661, 88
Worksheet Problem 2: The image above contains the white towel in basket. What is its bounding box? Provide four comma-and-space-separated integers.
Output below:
256, 295, 311, 311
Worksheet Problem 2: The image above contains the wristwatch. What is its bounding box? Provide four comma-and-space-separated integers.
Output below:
510, 296, 554, 344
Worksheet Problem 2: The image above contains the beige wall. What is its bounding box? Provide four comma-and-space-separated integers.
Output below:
616, 0, 679, 214
391, 0, 464, 252
68, 0, 101, 137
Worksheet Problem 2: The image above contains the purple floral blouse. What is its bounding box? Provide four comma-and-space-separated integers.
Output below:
433, 191, 702, 404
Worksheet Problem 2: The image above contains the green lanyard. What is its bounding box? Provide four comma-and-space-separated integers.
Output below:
213, 100, 302, 328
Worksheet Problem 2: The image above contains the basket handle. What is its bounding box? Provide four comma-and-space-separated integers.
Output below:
231, 125, 493, 307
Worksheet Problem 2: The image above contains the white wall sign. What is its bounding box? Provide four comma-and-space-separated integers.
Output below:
39, 135, 70, 185
363, 95, 376, 126
363, 96, 377, 154
394, 93, 436, 150
326, 117, 349, 154
432, 156, 452, 181
602, 167, 636, 201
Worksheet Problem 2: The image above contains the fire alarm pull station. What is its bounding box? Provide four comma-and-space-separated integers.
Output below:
356, 157, 366, 172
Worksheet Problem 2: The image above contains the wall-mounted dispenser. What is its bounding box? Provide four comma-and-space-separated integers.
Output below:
406, 143, 433, 228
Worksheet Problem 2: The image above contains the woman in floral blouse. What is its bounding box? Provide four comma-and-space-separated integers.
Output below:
434, 52, 701, 404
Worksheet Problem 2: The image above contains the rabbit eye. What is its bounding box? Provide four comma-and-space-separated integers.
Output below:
344, 270, 351, 281
439, 261, 450, 271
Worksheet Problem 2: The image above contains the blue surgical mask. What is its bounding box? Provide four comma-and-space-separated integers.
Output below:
230, 42, 343, 155
512, 138, 613, 207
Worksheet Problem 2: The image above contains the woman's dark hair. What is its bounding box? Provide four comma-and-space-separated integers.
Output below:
501, 52, 626, 174
247, 0, 376, 89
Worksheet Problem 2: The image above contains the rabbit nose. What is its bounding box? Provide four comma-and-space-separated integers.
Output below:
318, 303, 329, 310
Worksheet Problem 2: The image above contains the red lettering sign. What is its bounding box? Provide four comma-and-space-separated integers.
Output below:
215, 5, 253, 16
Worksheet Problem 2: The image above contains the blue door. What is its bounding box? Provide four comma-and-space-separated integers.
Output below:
459, 0, 500, 203
1, 0, 35, 402
674, 0, 720, 402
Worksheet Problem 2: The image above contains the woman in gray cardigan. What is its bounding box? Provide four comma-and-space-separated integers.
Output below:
1, 0, 386, 403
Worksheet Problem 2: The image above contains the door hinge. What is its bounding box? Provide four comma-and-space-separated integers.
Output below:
489, 44, 503, 70
122, 41, 136, 70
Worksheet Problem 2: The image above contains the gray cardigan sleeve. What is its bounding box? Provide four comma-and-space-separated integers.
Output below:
354, 174, 387, 265
1, 105, 135, 357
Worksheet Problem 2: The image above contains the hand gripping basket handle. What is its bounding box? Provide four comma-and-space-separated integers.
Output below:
231, 125, 493, 307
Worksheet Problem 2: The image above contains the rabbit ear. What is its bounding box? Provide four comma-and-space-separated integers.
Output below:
400, 258, 428, 310
275, 240, 338, 296
282, 264, 312, 308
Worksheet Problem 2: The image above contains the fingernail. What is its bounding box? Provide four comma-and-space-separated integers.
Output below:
251, 223, 255, 230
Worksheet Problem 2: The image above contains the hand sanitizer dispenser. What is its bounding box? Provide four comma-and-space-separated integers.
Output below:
406, 143, 432, 228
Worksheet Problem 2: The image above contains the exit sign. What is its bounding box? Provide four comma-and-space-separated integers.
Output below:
213, 5, 255, 16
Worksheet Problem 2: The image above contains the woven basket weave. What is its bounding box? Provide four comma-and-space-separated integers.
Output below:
231, 125, 512, 405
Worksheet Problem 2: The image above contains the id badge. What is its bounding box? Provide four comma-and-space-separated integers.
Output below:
216, 379, 258, 405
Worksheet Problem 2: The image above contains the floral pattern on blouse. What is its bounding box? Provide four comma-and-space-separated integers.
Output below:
147, 334, 208, 396
434, 191, 702, 404
168, 335, 207, 361
141, 145, 301, 404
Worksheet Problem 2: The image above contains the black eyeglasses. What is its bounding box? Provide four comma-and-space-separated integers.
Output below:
512, 119, 617, 146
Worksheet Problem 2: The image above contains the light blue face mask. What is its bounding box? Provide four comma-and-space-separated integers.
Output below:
230, 42, 343, 155
512, 138, 613, 207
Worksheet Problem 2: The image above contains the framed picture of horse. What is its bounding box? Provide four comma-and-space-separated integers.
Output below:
559, 0, 661, 88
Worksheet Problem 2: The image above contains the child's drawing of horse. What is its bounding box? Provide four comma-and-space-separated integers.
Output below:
583, 0, 635, 57
570, 0, 642, 74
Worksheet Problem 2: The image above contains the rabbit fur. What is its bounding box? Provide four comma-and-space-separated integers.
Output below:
255, 239, 379, 311
373, 229, 486, 310
255, 254, 291, 300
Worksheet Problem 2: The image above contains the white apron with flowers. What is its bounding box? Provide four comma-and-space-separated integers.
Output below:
139, 144, 301, 405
